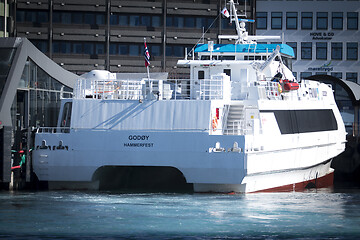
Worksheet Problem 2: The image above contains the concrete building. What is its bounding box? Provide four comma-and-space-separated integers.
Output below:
256, 0, 360, 82
12, 0, 255, 76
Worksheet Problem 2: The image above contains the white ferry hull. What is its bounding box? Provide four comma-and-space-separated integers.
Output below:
194, 160, 334, 193
33, 127, 342, 193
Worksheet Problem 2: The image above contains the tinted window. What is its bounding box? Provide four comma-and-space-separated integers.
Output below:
301, 42, 312, 60
332, 12, 343, 29
347, 42, 358, 60
286, 12, 297, 29
331, 42, 343, 60
256, 12, 267, 29
261, 109, 338, 134
316, 42, 327, 60
347, 12, 358, 30
317, 12, 328, 30
301, 12, 313, 29
271, 12, 282, 29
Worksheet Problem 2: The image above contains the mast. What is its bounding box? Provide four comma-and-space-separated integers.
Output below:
218, 0, 280, 44
229, 0, 242, 43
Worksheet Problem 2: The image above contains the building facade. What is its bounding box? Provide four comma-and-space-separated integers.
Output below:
256, 0, 360, 83
13, 0, 255, 77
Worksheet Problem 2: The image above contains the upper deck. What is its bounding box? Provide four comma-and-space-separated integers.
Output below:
195, 43, 295, 59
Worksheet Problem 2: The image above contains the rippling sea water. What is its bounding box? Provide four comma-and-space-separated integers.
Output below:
1, 188, 360, 239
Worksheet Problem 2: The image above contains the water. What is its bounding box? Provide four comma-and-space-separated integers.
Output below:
1, 188, 360, 239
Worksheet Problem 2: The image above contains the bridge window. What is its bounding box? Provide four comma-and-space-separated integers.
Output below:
223, 69, 231, 80
61, 102, 72, 128
198, 71, 204, 79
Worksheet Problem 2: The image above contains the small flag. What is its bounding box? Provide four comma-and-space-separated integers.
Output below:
144, 41, 151, 67
221, 7, 230, 18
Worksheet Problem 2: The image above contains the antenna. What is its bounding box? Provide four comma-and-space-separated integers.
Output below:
218, 0, 280, 44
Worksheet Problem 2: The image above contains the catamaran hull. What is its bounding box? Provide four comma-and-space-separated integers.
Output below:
33, 130, 341, 193
194, 160, 334, 193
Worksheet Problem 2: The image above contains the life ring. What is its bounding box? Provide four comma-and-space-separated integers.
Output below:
212, 116, 218, 131
277, 83, 283, 93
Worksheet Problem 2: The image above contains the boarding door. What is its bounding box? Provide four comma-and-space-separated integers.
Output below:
192, 67, 209, 99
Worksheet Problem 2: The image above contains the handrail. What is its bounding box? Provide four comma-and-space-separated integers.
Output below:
37, 127, 70, 133
74, 78, 226, 101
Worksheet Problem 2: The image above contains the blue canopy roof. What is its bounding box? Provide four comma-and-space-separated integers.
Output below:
194, 43, 295, 58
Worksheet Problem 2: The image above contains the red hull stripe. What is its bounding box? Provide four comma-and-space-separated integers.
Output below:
252, 172, 334, 193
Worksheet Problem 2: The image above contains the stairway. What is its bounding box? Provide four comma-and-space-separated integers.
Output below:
224, 104, 245, 135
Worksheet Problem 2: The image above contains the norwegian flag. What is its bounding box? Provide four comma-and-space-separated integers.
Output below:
144, 41, 151, 67
221, 7, 230, 18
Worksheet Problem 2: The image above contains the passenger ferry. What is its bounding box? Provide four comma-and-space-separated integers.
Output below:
32, 0, 346, 192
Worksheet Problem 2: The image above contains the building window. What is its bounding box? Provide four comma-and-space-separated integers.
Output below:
84, 43, 94, 55
95, 44, 104, 55
17, 10, 49, 24
347, 42, 358, 60
72, 12, 83, 24
150, 45, 161, 56
286, 42, 297, 60
300, 72, 312, 79
301, 12, 313, 30
331, 72, 342, 79
271, 12, 282, 29
316, 12, 328, 30
119, 15, 129, 26
331, 42, 343, 60
292, 72, 297, 79
332, 12, 343, 30
185, 17, 195, 28
346, 72, 358, 83
301, 42, 312, 60
316, 42, 327, 60
256, 12, 267, 29
129, 16, 140, 26
152, 16, 161, 27
173, 16, 184, 28
167, 16, 214, 29
52, 41, 71, 54
84, 13, 96, 25
140, 16, 151, 27
110, 14, 117, 25
129, 45, 140, 56
72, 43, 82, 54
347, 12, 358, 30
119, 44, 129, 55
286, 12, 297, 29
166, 45, 192, 57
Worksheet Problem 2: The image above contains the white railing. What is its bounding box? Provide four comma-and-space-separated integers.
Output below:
223, 120, 249, 135
257, 81, 282, 100
199, 78, 224, 100
74, 78, 227, 101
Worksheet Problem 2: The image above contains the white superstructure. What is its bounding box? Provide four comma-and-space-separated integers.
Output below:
32, 0, 346, 193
